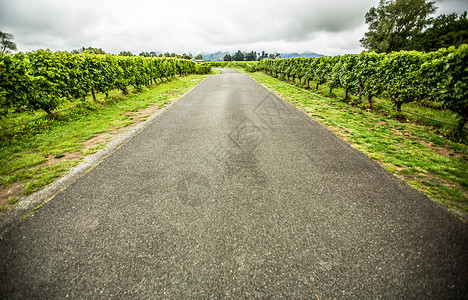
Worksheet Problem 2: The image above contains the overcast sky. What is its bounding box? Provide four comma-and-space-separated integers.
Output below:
0, 0, 466, 56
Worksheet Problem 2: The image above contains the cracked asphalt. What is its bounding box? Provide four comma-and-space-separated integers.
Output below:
0, 69, 467, 299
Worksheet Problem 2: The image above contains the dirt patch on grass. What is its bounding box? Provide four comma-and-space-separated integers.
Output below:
380, 162, 405, 173
418, 139, 466, 159
123, 104, 162, 121
138, 105, 162, 117
42, 153, 82, 168
390, 126, 467, 159
372, 120, 387, 128
0, 182, 24, 208
83, 132, 116, 149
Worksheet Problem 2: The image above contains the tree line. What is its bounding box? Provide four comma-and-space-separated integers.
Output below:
223, 51, 280, 62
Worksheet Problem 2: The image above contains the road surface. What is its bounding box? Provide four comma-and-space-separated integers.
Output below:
1, 69, 467, 298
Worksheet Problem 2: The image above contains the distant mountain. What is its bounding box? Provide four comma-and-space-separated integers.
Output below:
202, 51, 230, 61
201, 51, 324, 61
280, 52, 324, 58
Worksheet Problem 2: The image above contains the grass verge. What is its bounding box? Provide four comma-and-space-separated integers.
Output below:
0, 74, 208, 213
247, 71, 468, 221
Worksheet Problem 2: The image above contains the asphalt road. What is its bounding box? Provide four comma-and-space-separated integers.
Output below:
1, 69, 467, 299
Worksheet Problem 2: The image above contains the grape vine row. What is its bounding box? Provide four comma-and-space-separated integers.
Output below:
0, 50, 211, 116
256, 45, 467, 132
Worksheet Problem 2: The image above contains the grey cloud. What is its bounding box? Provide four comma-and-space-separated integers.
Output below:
435, 0, 467, 14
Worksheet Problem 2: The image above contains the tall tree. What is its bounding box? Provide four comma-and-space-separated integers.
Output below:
182, 53, 193, 60
360, 0, 436, 53
223, 54, 232, 61
232, 50, 244, 61
245, 51, 256, 61
411, 12, 468, 51
118, 51, 134, 56
72, 47, 106, 54
0, 31, 17, 54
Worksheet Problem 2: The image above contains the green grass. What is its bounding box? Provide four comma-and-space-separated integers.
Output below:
7, 197, 19, 205
0, 74, 208, 209
247, 71, 468, 220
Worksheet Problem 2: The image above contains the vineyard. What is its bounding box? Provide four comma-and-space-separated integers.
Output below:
0, 50, 211, 118
1, 47, 467, 133
255, 45, 468, 133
